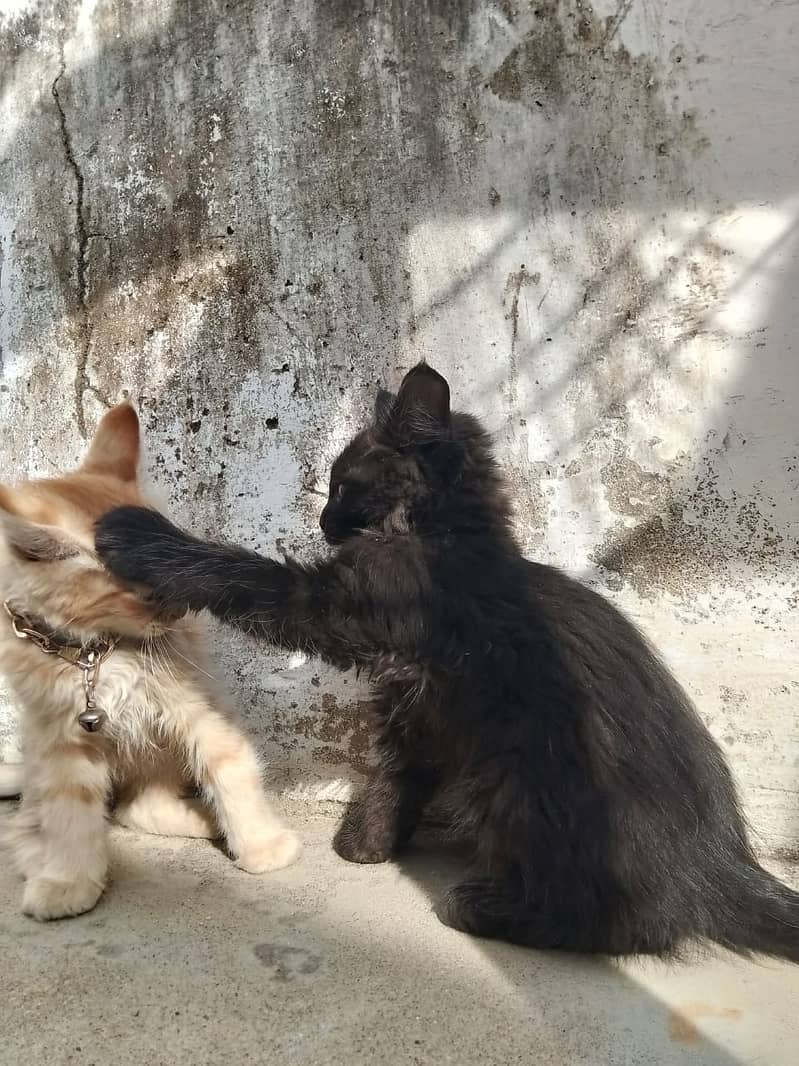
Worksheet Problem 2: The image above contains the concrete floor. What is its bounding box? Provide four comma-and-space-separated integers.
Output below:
1, 799, 797, 1066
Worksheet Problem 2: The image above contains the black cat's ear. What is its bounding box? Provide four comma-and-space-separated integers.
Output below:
385, 363, 451, 444
374, 388, 397, 427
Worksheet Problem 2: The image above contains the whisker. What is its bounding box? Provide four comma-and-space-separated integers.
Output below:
163, 635, 218, 683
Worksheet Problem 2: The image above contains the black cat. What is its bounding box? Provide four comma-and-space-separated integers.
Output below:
95, 364, 799, 960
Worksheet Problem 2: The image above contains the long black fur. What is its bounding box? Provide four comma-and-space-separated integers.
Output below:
95, 363, 799, 960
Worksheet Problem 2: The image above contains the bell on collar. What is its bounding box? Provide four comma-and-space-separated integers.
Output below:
78, 710, 104, 732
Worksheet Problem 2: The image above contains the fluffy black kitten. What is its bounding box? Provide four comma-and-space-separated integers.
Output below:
95, 364, 799, 960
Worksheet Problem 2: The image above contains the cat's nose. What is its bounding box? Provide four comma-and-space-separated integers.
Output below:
319, 505, 329, 532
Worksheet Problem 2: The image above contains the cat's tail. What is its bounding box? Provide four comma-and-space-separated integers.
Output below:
714, 860, 799, 963
0, 762, 23, 798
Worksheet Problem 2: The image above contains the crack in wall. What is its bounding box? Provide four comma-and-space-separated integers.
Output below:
503, 265, 538, 425
52, 59, 93, 438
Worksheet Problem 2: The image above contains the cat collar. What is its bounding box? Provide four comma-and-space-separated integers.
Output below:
2, 600, 118, 733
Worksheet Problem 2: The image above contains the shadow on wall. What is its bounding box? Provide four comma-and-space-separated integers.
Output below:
1, 0, 796, 567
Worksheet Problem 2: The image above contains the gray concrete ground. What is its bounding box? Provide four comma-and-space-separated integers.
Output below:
1, 799, 797, 1066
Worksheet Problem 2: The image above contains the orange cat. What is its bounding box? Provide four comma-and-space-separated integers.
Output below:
0, 403, 299, 920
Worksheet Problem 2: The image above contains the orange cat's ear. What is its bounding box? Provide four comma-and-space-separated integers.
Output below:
82, 402, 140, 482
0, 485, 18, 515
0, 507, 80, 562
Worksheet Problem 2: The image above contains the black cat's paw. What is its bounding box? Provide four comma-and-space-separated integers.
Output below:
435, 884, 476, 934
436, 880, 565, 949
332, 814, 394, 865
95, 506, 190, 587
434, 879, 505, 938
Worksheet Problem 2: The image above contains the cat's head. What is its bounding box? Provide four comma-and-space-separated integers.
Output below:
320, 362, 509, 545
0, 403, 184, 640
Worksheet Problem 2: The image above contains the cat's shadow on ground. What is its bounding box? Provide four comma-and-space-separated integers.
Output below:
0, 794, 760, 1063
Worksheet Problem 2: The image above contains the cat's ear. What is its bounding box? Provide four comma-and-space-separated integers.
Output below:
374, 388, 397, 426
81, 402, 140, 482
0, 485, 17, 517
0, 497, 79, 562
384, 363, 451, 445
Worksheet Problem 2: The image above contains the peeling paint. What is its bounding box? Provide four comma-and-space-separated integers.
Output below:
294, 692, 375, 775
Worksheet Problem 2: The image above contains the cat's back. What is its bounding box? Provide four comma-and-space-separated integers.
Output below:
434, 542, 689, 710
364, 532, 683, 713
519, 558, 666, 667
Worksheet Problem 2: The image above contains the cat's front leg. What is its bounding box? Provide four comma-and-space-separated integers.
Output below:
334, 699, 439, 864
183, 703, 300, 873
21, 741, 110, 921
333, 766, 435, 864
95, 507, 207, 611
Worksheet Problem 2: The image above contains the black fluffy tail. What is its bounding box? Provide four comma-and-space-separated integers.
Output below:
716, 861, 799, 963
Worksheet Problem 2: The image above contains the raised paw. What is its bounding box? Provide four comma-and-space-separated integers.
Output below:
236, 830, 301, 874
22, 875, 104, 921
94, 506, 192, 595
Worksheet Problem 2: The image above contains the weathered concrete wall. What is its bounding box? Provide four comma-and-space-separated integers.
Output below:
1, 0, 797, 852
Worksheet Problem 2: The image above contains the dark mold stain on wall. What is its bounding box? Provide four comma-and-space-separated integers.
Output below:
595, 439, 794, 601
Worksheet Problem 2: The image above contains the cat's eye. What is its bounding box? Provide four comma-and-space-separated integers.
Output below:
336, 483, 346, 499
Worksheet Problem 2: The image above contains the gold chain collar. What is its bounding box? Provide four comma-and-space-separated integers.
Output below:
2, 600, 118, 732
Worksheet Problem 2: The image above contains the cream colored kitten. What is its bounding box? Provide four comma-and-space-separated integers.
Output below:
0, 403, 300, 921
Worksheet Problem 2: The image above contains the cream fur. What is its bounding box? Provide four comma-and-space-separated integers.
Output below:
0, 404, 299, 921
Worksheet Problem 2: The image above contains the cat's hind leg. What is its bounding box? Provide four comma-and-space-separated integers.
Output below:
436, 877, 677, 956
0, 761, 24, 798
435, 877, 561, 947
435, 876, 606, 952
115, 782, 219, 839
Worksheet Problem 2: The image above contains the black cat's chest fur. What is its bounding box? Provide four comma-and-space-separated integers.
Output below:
372, 681, 450, 770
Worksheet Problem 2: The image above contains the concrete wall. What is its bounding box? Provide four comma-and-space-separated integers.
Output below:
1, 0, 797, 853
